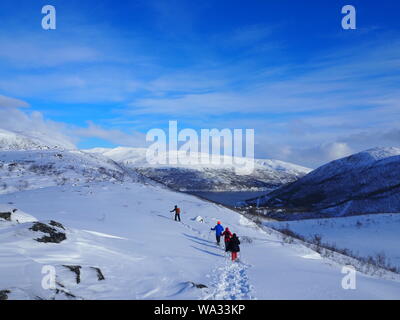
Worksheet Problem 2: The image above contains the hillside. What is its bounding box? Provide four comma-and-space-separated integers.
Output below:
247, 147, 400, 218
0, 149, 138, 194
1, 182, 400, 300
265, 214, 400, 270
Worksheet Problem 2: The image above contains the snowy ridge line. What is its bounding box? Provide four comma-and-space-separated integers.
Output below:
241, 213, 400, 282
85, 147, 312, 172
85, 147, 311, 192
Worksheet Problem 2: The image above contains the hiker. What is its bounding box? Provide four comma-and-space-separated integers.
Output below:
170, 205, 181, 222
222, 227, 233, 252
211, 221, 224, 245
228, 233, 240, 261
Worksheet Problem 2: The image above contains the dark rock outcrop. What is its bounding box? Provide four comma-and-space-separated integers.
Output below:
63, 265, 82, 284
91, 267, 105, 281
0, 208, 16, 221
30, 221, 67, 243
188, 282, 208, 289
49, 220, 65, 230
0, 290, 11, 300
0, 212, 11, 221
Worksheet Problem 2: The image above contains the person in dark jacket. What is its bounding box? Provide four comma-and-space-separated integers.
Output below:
228, 233, 240, 261
221, 227, 233, 252
170, 205, 181, 222
211, 221, 224, 245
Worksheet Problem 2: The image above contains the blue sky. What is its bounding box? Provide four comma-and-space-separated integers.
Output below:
0, 0, 399, 167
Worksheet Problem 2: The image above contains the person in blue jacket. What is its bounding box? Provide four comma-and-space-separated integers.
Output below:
211, 221, 224, 245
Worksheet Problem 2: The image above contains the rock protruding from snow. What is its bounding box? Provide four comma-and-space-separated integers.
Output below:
0, 204, 37, 223
0, 289, 11, 300
63, 265, 82, 284
91, 267, 105, 281
248, 147, 400, 217
0, 211, 11, 221
30, 221, 67, 243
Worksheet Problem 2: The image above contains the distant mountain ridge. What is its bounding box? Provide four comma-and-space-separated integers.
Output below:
247, 147, 400, 218
86, 147, 312, 191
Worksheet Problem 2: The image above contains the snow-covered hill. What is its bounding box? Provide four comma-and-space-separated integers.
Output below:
0, 128, 74, 151
0, 149, 137, 194
1, 182, 400, 300
86, 147, 311, 191
247, 147, 400, 218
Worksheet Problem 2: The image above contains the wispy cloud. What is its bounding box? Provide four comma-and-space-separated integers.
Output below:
126, 37, 400, 117
0, 94, 29, 108
0, 36, 101, 68
0, 106, 75, 149
72, 121, 147, 148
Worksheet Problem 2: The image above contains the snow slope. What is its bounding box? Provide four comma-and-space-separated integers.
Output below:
1, 182, 400, 300
86, 147, 311, 191
248, 147, 400, 217
265, 214, 400, 270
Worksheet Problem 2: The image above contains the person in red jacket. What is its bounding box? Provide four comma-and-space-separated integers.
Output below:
221, 227, 233, 252
170, 205, 181, 222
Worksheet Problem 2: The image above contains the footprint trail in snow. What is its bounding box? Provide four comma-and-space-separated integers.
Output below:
206, 259, 254, 300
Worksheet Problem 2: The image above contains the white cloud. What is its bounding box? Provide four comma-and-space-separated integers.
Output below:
0, 107, 75, 149
73, 121, 147, 148
125, 37, 400, 117
324, 142, 353, 160
255, 141, 354, 169
0, 95, 29, 108
0, 34, 102, 68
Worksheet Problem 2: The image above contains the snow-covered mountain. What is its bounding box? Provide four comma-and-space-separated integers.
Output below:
0, 128, 74, 151
86, 147, 312, 191
247, 147, 400, 218
0, 149, 138, 194
0, 129, 143, 194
